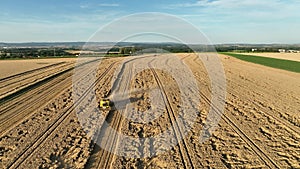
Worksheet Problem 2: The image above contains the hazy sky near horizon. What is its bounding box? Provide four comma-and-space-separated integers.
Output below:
0, 0, 299, 43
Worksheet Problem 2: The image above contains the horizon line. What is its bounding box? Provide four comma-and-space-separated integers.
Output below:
1, 41, 300, 45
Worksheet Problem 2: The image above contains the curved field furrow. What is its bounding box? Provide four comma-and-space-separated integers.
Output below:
189, 53, 299, 168
0, 62, 66, 82
0, 62, 74, 99
86, 61, 134, 169
149, 67, 196, 169
4, 61, 117, 169
226, 80, 300, 133
189, 54, 279, 168
0, 71, 73, 137
0, 59, 102, 137
201, 92, 280, 168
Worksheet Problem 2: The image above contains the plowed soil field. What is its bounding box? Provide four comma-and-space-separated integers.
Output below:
0, 54, 299, 169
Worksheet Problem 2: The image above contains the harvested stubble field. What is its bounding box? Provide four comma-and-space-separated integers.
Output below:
0, 58, 77, 79
0, 53, 299, 169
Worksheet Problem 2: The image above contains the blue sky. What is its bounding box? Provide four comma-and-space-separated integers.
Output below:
1, 0, 300, 43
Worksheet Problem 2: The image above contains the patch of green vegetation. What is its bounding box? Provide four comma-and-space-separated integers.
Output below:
220, 52, 300, 73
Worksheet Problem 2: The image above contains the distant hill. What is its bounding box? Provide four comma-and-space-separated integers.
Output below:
1, 42, 300, 52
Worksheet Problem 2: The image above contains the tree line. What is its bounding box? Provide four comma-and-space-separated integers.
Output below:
0, 48, 74, 59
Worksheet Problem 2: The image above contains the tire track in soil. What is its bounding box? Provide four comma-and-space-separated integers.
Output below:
220, 54, 300, 132
0, 59, 97, 106
171, 54, 230, 168
226, 80, 300, 135
0, 59, 100, 137
0, 62, 74, 99
0, 76, 90, 168
0, 62, 72, 88
98, 55, 192, 168
227, 80, 300, 134
15, 59, 120, 168
0, 72, 74, 137
201, 94, 280, 168
187, 54, 280, 168
114, 54, 197, 168
86, 56, 155, 169
5, 61, 117, 169
149, 65, 196, 169
0, 61, 66, 82
86, 61, 134, 169
119, 67, 164, 169
224, 81, 300, 167
193, 54, 300, 167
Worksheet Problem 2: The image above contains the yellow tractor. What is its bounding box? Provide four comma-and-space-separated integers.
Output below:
99, 99, 111, 110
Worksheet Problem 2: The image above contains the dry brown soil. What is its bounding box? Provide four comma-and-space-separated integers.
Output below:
0, 54, 299, 169
0, 58, 77, 79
